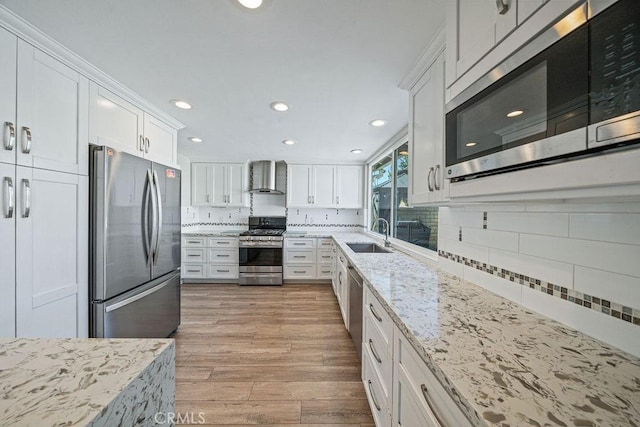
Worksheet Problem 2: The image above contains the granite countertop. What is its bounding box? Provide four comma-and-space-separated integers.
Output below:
284, 231, 334, 238
181, 230, 244, 237
331, 233, 640, 426
0, 338, 175, 426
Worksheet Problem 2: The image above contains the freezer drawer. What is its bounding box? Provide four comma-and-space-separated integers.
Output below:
92, 271, 180, 338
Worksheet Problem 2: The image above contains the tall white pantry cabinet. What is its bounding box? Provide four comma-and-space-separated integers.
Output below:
0, 27, 88, 338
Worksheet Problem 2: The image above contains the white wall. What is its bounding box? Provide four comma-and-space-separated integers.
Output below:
437, 202, 640, 357
176, 154, 191, 207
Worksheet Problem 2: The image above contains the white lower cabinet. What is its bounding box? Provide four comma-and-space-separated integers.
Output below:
284, 237, 334, 281
336, 248, 349, 328
181, 236, 239, 281
392, 326, 471, 427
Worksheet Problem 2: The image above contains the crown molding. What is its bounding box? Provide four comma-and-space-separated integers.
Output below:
398, 24, 446, 91
0, 5, 185, 130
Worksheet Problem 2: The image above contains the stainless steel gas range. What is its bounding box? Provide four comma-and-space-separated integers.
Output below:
238, 216, 286, 285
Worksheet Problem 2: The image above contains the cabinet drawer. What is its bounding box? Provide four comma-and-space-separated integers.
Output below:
183, 248, 206, 262
316, 265, 333, 280
207, 264, 239, 280
318, 238, 333, 248
284, 265, 316, 280
207, 237, 239, 248
363, 346, 392, 427
207, 248, 239, 264
285, 249, 315, 264
395, 329, 471, 427
182, 264, 205, 279
285, 238, 316, 248
316, 249, 334, 264
364, 286, 393, 346
364, 312, 393, 389
182, 236, 206, 247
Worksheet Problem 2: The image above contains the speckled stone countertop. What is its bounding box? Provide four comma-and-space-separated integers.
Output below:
181, 230, 243, 237
331, 232, 640, 427
0, 338, 175, 426
284, 231, 334, 238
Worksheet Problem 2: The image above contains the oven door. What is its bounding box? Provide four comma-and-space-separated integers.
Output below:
238, 246, 283, 285
445, 10, 589, 180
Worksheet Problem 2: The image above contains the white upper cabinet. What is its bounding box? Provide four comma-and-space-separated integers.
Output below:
191, 162, 247, 207
0, 28, 17, 166
89, 82, 178, 166
409, 51, 447, 205
12, 40, 89, 176
287, 164, 363, 209
336, 165, 363, 209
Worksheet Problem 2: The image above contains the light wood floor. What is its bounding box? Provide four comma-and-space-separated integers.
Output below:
174, 283, 374, 426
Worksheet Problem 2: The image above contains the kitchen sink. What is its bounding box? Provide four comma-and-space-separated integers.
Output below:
346, 243, 391, 253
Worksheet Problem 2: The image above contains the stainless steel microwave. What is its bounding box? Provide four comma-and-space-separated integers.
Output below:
445, 0, 640, 181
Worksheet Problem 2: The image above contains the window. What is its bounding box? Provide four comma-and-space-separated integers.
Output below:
370, 141, 438, 252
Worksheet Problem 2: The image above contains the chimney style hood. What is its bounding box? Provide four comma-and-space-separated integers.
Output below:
250, 161, 286, 194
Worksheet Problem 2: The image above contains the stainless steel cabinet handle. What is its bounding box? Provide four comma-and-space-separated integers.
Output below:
187, 254, 200, 257
322, 256, 331, 259
217, 241, 230, 244
312, 196, 315, 204
139, 135, 145, 152
421, 384, 446, 426
188, 240, 200, 244
145, 137, 150, 153
434, 165, 441, 191
369, 303, 383, 322
3, 177, 14, 218
293, 270, 306, 274
4, 122, 15, 151
322, 270, 330, 274
152, 170, 163, 265
217, 254, 230, 257
427, 167, 434, 192
338, 271, 342, 285
217, 269, 230, 273
367, 380, 381, 411
21, 178, 30, 218
293, 243, 305, 246
496, 0, 509, 14
22, 127, 32, 154
187, 269, 200, 273
307, 195, 311, 204
293, 255, 305, 258
368, 339, 382, 363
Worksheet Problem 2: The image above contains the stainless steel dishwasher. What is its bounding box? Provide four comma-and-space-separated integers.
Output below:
348, 265, 363, 362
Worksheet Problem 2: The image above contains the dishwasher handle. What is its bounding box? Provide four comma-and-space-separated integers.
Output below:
348, 265, 363, 288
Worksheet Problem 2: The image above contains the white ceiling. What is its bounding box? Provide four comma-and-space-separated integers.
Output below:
0, 0, 446, 163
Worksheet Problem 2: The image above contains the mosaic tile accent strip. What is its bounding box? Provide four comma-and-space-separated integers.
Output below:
181, 222, 248, 228
287, 223, 365, 228
438, 250, 640, 328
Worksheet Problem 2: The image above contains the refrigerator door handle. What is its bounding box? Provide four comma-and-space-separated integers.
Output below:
104, 277, 173, 313
149, 169, 159, 268
142, 169, 153, 267
152, 169, 163, 265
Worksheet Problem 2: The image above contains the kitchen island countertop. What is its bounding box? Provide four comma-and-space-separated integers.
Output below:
330, 232, 640, 426
0, 338, 175, 426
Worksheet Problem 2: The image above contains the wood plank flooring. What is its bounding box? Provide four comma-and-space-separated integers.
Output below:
174, 283, 374, 426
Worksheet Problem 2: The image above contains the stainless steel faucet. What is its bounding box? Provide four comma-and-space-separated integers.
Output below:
377, 218, 391, 247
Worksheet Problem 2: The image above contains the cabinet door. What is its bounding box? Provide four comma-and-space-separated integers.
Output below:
143, 113, 176, 165
287, 164, 312, 207
0, 163, 16, 337
191, 163, 210, 206
313, 165, 336, 207
0, 28, 17, 166
450, 0, 517, 82
15, 166, 88, 338
210, 163, 227, 207
336, 165, 363, 209
226, 163, 246, 207
17, 41, 89, 175
89, 82, 144, 157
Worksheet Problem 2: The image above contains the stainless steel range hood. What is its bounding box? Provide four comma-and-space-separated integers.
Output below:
250, 161, 286, 194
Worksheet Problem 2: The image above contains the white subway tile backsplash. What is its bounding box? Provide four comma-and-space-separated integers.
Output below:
569, 213, 640, 245
439, 207, 483, 228
519, 234, 640, 278
521, 286, 640, 358
443, 238, 489, 263
463, 228, 519, 252
574, 267, 640, 309
487, 212, 569, 237
463, 265, 522, 305
438, 224, 459, 240
437, 256, 464, 278
489, 248, 574, 288
463, 204, 525, 212
525, 202, 640, 213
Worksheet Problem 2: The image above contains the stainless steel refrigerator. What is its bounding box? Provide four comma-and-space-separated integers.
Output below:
89, 145, 181, 338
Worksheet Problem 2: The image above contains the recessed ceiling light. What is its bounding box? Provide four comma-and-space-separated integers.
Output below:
282, 139, 296, 145
506, 110, 524, 118
465, 142, 478, 147
270, 102, 289, 112
171, 99, 192, 110
238, 0, 263, 8
188, 137, 203, 143
351, 149, 363, 154
369, 119, 386, 127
